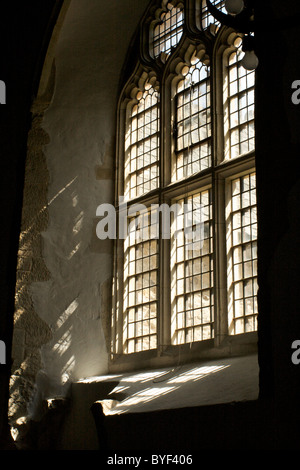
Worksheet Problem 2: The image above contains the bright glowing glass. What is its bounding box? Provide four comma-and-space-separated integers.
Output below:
123, 210, 158, 353
153, 2, 184, 59
125, 83, 160, 200
173, 55, 211, 181
226, 39, 255, 159
171, 190, 214, 345
227, 172, 258, 335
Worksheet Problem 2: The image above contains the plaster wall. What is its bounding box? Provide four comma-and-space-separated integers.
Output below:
9, 0, 150, 445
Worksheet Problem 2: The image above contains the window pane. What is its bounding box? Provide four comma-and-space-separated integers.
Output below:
123, 209, 158, 353
152, 2, 184, 59
225, 39, 255, 159
227, 172, 258, 335
173, 55, 211, 181
125, 82, 159, 200
201, 0, 226, 31
171, 189, 214, 345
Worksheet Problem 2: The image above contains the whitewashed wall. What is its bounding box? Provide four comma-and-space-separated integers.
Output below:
10, 0, 149, 446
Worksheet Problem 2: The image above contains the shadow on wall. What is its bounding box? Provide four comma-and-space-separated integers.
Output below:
9, 115, 111, 449
9, 106, 53, 439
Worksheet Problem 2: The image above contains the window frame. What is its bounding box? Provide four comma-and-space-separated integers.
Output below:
111, 0, 258, 370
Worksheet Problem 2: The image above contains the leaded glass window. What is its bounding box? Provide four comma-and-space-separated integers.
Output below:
201, 0, 226, 30
227, 172, 258, 335
123, 210, 159, 353
152, 1, 184, 59
171, 189, 214, 345
113, 0, 257, 361
173, 54, 211, 181
225, 38, 255, 159
124, 80, 160, 200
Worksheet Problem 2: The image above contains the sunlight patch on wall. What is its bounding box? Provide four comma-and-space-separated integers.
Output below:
56, 299, 78, 328
53, 327, 73, 357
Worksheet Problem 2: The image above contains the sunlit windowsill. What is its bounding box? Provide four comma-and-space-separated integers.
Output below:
76, 351, 259, 417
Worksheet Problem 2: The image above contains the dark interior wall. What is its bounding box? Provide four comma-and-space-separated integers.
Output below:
0, 0, 300, 452
0, 0, 61, 448
255, 0, 300, 404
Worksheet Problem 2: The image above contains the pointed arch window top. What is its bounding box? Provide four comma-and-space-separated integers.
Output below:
152, 1, 184, 61
124, 77, 160, 200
